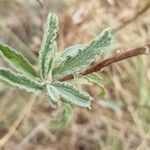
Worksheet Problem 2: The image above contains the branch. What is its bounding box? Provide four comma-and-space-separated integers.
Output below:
59, 44, 150, 82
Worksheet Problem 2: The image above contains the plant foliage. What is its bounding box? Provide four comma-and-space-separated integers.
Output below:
0, 69, 42, 92
47, 82, 92, 108
53, 28, 112, 80
0, 43, 39, 77
48, 103, 73, 129
39, 13, 58, 79
0, 12, 113, 114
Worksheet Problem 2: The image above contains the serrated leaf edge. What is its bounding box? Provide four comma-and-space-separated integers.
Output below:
39, 13, 58, 79
53, 27, 113, 80
0, 68, 42, 93
0, 43, 39, 78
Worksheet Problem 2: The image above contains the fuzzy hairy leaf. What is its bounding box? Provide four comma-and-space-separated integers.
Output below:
46, 56, 54, 80
54, 44, 86, 72
45, 43, 57, 80
47, 82, 92, 108
48, 103, 73, 129
60, 44, 86, 62
0, 43, 39, 78
53, 28, 112, 80
39, 13, 58, 79
46, 83, 60, 108
0, 69, 42, 92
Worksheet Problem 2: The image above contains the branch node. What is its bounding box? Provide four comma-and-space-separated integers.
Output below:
116, 50, 124, 54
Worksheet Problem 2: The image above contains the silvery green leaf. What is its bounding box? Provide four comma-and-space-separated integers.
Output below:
0, 43, 39, 78
45, 42, 57, 80
60, 44, 86, 62
46, 84, 60, 108
0, 68, 42, 92
48, 103, 73, 129
47, 82, 92, 108
39, 13, 58, 79
46, 56, 54, 80
54, 44, 86, 69
53, 28, 113, 80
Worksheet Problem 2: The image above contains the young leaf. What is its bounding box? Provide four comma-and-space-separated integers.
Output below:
39, 13, 58, 79
84, 73, 103, 85
48, 103, 73, 129
45, 42, 57, 80
53, 28, 113, 80
47, 82, 92, 108
46, 84, 60, 108
84, 73, 106, 96
46, 56, 54, 80
0, 43, 39, 78
0, 68, 42, 92
72, 73, 103, 86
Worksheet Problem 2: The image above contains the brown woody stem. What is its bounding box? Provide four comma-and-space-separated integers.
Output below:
59, 44, 150, 82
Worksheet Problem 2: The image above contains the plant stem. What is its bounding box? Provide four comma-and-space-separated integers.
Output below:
59, 44, 150, 82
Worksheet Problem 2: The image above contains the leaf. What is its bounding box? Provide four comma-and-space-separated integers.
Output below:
85, 73, 103, 85
84, 73, 106, 96
46, 57, 54, 80
0, 68, 42, 92
39, 13, 58, 79
71, 73, 103, 86
60, 44, 86, 62
46, 84, 60, 108
53, 27, 113, 80
72, 73, 105, 97
0, 43, 39, 78
48, 103, 73, 129
47, 82, 92, 108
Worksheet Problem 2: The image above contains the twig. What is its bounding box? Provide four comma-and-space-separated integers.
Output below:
114, 3, 150, 32
59, 44, 150, 82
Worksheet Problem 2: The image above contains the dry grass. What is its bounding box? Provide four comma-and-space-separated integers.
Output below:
0, 0, 150, 150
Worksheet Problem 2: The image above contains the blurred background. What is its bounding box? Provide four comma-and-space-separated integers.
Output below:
0, 0, 150, 150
